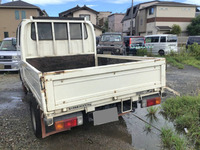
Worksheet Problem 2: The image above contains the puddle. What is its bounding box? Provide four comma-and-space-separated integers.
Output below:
123, 105, 174, 150
0, 92, 24, 113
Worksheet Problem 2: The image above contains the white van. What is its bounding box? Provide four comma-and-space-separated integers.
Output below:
145, 34, 178, 55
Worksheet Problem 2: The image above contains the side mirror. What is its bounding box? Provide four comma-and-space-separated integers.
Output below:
12, 38, 17, 47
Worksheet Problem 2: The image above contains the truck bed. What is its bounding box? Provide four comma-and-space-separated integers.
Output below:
24, 54, 165, 114
27, 54, 135, 72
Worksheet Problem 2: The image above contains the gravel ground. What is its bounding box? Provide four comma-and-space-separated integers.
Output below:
0, 73, 133, 150
0, 65, 200, 150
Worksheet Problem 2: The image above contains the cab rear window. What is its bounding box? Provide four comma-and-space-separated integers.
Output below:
31, 22, 88, 40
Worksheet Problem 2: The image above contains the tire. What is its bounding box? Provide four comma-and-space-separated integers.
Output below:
30, 100, 42, 138
22, 82, 28, 95
158, 50, 165, 56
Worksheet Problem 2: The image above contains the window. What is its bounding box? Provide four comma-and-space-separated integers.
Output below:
79, 14, 90, 21
31, 23, 53, 40
15, 10, 20, 20
54, 23, 68, 40
21, 11, 26, 19
4, 32, 9, 38
160, 36, 166, 42
70, 23, 87, 39
167, 36, 177, 42
145, 37, 159, 43
31, 22, 87, 40
140, 19, 143, 25
149, 7, 154, 15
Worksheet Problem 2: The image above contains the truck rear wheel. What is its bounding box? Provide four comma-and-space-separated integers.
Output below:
30, 100, 42, 138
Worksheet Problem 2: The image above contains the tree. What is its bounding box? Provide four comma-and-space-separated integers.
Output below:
102, 20, 108, 33
171, 24, 181, 35
187, 15, 200, 35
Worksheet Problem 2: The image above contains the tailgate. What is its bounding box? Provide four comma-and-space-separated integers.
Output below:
43, 59, 165, 112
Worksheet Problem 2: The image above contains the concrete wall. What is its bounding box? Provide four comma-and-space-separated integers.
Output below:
122, 19, 135, 34
0, 8, 39, 41
108, 14, 124, 32
138, 9, 147, 33
156, 6, 196, 18
73, 10, 97, 25
94, 28, 102, 36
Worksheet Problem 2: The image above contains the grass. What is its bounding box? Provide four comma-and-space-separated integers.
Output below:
161, 95, 200, 149
145, 106, 159, 123
164, 43, 200, 69
161, 128, 188, 150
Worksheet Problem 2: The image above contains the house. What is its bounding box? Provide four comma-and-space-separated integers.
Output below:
122, 1, 159, 36
0, 0, 46, 40
59, 5, 103, 36
139, 1, 197, 36
97, 11, 112, 27
122, 1, 197, 36
108, 13, 125, 32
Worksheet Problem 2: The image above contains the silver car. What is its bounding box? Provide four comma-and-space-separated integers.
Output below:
0, 37, 20, 71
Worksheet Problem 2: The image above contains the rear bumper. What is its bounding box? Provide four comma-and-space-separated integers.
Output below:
97, 47, 123, 55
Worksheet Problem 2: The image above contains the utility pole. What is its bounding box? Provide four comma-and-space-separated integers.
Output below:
130, 0, 134, 36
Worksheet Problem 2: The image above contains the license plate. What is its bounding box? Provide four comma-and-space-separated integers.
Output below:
93, 107, 119, 126
0, 64, 4, 69
103, 51, 111, 54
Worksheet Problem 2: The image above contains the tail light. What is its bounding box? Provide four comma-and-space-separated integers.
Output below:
144, 38, 146, 44
55, 116, 82, 131
141, 96, 161, 108
129, 37, 132, 47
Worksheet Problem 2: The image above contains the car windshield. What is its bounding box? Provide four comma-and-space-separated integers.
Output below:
130, 38, 144, 44
101, 34, 122, 42
189, 37, 200, 44
0, 40, 16, 51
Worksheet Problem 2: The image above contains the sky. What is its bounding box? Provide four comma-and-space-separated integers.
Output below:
1, 0, 200, 16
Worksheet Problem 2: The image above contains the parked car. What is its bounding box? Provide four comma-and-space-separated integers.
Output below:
186, 36, 200, 49
96, 36, 100, 46
0, 37, 20, 71
123, 36, 145, 55
145, 34, 178, 55
97, 32, 125, 55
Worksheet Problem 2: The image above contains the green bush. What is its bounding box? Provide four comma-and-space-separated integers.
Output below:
171, 24, 182, 35
136, 48, 147, 56
188, 43, 200, 57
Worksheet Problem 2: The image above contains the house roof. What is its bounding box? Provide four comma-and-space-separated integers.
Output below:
121, 5, 140, 22
0, 0, 39, 9
0, 0, 46, 16
121, 0, 159, 22
59, 5, 99, 17
156, 26, 172, 31
93, 24, 103, 31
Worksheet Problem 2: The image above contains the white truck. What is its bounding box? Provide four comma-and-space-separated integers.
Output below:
17, 17, 166, 138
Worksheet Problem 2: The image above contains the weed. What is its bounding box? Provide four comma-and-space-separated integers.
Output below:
164, 44, 200, 69
161, 128, 187, 150
144, 124, 152, 135
145, 106, 159, 123
136, 48, 147, 56
161, 95, 200, 148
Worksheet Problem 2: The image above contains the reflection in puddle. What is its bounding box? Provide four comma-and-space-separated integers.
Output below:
0, 92, 23, 113
123, 105, 174, 150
